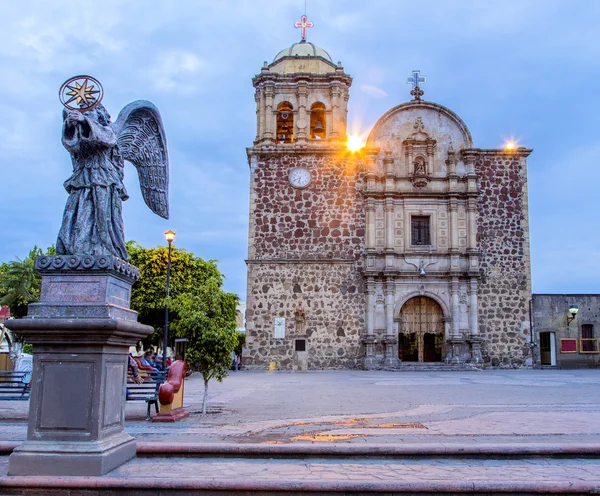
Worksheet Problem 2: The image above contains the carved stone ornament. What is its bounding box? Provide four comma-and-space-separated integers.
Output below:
35, 254, 140, 282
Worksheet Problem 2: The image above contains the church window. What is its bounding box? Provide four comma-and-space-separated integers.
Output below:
310, 102, 326, 139
276, 102, 294, 143
581, 324, 598, 353
411, 216, 431, 246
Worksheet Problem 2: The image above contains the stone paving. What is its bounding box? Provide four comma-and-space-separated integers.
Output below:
2, 369, 600, 445
1, 370, 600, 493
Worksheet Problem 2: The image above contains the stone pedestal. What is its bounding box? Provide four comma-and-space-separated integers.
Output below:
382, 337, 399, 367
361, 336, 378, 369
5, 255, 153, 476
445, 337, 465, 364
468, 335, 484, 365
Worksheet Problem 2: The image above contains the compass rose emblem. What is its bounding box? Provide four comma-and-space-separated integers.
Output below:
59, 75, 104, 112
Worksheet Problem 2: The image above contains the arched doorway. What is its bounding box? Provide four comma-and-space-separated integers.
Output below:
398, 296, 444, 362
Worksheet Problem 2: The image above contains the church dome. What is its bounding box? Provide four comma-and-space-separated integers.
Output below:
273, 41, 333, 63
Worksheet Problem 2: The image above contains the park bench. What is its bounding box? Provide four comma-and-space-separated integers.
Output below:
0, 371, 31, 400
126, 370, 166, 420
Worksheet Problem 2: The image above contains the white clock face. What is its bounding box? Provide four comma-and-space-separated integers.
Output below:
289, 168, 311, 188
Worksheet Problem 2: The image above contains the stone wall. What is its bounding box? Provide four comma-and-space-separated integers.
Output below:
249, 151, 364, 260
245, 261, 364, 369
532, 294, 600, 369
476, 151, 532, 366
246, 149, 365, 369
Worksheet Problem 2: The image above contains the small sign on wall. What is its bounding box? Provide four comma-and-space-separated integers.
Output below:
274, 317, 286, 338
560, 338, 577, 353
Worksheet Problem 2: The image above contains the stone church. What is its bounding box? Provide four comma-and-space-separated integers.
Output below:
244, 30, 532, 370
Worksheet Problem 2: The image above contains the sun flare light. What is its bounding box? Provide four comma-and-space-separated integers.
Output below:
346, 134, 366, 152
505, 141, 516, 151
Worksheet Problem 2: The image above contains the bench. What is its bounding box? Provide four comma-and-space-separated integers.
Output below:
126, 370, 166, 420
0, 371, 31, 400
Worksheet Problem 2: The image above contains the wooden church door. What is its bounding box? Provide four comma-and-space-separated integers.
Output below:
399, 296, 444, 362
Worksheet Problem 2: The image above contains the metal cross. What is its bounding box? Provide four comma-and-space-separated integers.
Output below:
406, 70, 426, 101
407, 70, 426, 89
294, 15, 314, 41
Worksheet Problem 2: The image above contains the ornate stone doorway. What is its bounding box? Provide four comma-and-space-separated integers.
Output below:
398, 296, 444, 362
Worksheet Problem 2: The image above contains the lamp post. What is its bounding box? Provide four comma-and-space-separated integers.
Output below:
566, 305, 579, 327
163, 230, 176, 371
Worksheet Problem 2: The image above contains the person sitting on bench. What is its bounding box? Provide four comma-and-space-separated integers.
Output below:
128, 354, 144, 384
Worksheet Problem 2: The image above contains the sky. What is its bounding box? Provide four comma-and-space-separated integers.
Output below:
1, 0, 599, 300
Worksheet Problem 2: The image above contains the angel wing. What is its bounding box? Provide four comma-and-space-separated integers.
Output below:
114, 100, 169, 219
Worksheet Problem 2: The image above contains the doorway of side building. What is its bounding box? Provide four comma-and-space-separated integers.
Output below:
398, 296, 444, 362
539, 331, 556, 366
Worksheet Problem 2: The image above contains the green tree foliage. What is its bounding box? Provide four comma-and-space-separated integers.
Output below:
0, 245, 55, 318
171, 286, 238, 415
127, 241, 238, 414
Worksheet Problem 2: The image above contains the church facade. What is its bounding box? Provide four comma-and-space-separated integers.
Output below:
245, 38, 532, 370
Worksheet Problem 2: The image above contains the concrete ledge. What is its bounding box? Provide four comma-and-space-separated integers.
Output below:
3, 441, 600, 458
135, 441, 600, 458
0, 476, 598, 494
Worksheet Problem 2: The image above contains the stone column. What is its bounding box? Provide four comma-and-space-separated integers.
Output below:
362, 277, 377, 368
467, 198, 477, 251
264, 85, 274, 141
330, 82, 341, 139
468, 278, 483, 365
6, 255, 153, 476
449, 198, 459, 252
296, 80, 308, 143
384, 198, 395, 252
255, 90, 262, 142
382, 278, 398, 366
446, 277, 463, 364
366, 199, 376, 251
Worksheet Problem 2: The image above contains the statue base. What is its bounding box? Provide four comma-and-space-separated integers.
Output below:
5, 256, 153, 476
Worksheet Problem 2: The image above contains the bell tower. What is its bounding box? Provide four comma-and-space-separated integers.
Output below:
252, 35, 352, 145
245, 20, 364, 370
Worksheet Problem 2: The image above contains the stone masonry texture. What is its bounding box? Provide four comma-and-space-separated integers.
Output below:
246, 150, 365, 369
476, 153, 531, 366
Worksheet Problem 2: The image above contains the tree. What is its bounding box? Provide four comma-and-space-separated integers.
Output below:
127, 241, 239, 414
171, 286, 238, 415
0, 246, 55, 319
127, 241, 235, 345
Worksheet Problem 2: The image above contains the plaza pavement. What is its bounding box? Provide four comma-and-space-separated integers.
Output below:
2, 369, 600, 494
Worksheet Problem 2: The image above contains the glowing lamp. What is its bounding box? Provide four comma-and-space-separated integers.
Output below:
567, 305, 579, 326
164, 230, 176, 243
346, 135, 365, 152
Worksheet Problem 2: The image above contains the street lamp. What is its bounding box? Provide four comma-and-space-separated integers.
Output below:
566, 305, 579, 327
163, 230, 176, 371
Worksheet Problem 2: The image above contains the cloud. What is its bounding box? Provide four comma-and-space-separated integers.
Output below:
359, 85, 387, 98
151, 52, 204, 94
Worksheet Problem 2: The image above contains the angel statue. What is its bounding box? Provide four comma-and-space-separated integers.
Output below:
56, 75, 169, 261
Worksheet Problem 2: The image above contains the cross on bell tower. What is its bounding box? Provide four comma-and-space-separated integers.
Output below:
406, 70, 426, 101
294, 14, 314, 41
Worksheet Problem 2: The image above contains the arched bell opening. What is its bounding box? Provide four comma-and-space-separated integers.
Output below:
309, 102, 326, 139
277, 102, 294, 143
398, 296, 445, 362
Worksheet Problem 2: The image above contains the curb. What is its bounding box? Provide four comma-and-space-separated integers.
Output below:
0, 477, 598, 494
4, 440, 600, 457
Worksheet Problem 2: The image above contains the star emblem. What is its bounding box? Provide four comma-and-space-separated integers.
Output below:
59, 75, 104, 112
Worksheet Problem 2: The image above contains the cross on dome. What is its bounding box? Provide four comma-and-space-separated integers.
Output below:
406, 70, 426, 101
294, 14, 314, 41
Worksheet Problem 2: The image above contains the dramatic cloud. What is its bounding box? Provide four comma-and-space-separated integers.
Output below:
1, 0, 599, 300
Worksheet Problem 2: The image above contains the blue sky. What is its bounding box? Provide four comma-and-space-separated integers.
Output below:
1, 0, 599, 299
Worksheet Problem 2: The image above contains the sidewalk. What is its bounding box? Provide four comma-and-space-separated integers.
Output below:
1, 370, 600, 494
2, 369, 600, 445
